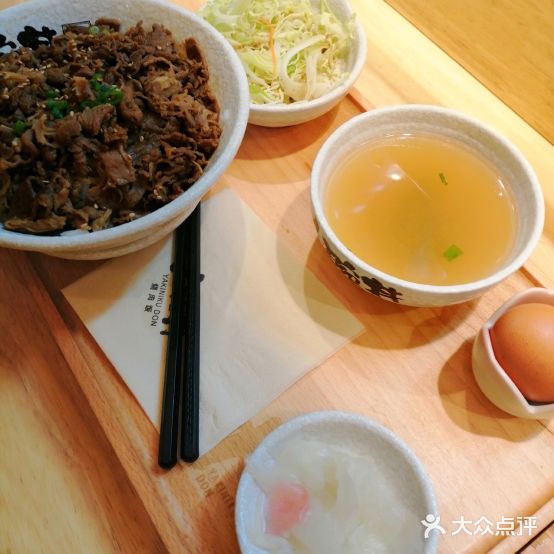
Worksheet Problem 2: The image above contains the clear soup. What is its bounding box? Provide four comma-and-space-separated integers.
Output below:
324, 133, 517, 285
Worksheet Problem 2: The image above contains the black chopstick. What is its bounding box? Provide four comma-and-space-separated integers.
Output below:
180, 203, 201, 463
158, 214, 189, 469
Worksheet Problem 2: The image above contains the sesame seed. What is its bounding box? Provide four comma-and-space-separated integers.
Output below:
139, 135, 144, 142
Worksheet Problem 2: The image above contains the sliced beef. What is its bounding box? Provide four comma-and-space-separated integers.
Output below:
45, 67, 66, 87
0, 21, 221, 235
99, 148, 136, 186
4, 214, 66, 233
72, 76, 95, 102
79, 104, 115, 135
8, 180, 35, 218
95, 18, 121, 31
55, 118, 82, 146
20, 128, 38, 157
119, 82, 143, 126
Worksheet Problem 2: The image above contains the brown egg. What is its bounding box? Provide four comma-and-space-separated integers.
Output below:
490, 302, 554, 403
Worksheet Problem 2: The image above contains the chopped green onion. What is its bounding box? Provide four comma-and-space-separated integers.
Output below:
95, 85, 123, 105
82, 73, 123, 108
105, 87, 123, 105
443, 244, 463, 261
79, 100, 96, 110
439, 172, 448, 186
89, 25, 100, 35
46, 88, 60, 99
46, 98, 68, 119
12, 119, 28, 136
91, 73, 103, 91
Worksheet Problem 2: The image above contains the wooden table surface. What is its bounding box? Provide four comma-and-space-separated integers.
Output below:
385, 0, 554, 146
0, 1, 553, 553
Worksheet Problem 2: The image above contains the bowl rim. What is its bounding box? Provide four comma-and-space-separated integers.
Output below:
248, 14, 367, 117
235, 410, 439, 554
0, 0, 250, 251
478, 287, 554, 416
310, 104, 545, 297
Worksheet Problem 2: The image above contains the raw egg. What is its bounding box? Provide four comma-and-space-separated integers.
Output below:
490, 302, 554, 403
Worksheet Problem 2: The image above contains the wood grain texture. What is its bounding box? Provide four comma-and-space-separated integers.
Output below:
384, 0, 554, 146
522, 523, 554, 553
490, 498, 554, 553
0, 0, 553, 553
0, 250, 166, 554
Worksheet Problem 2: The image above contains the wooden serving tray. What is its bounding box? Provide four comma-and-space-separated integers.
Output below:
0, 0, 552, 553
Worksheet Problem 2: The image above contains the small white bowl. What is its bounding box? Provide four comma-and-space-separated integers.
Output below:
235, 411, 439, 554
310, 105, 545, 306
472, 287, 554, 419
247, 0, 367, 127
0, 0, 249, 259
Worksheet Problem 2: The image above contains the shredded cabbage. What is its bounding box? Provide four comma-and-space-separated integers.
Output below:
199, 0, 355, 104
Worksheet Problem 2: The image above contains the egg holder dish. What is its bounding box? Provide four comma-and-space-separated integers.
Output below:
0, 0, 250, 259
235, 411, 439, 554
245, 0, 367, 127
472, 287, 554, 419
310, 105, 545, 307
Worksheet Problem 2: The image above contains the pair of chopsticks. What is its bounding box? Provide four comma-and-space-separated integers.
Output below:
158, 203, 201, 469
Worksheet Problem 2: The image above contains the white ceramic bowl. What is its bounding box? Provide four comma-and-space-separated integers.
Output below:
0, 0, 249, 259
235, 411, 439, 554
247, 0, 367, 127
311, 105, 545, 306
472, 287, 554, 419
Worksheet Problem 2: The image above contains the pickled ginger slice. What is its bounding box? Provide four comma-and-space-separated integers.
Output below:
266, 481, 310, 535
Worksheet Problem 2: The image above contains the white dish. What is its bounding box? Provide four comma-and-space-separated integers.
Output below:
310, 104, 545, 306
0, 0, 249, 259
235, 411, 439, 553
472, 287, 554, 419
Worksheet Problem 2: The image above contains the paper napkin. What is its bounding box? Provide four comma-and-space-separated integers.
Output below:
63, 189, 363, 455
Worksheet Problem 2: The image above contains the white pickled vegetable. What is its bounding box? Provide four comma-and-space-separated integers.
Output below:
246, 436, 420, 554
